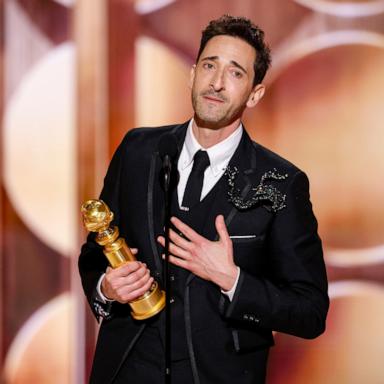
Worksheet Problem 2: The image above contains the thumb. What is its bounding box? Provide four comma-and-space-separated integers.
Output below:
215, 215, 230, 244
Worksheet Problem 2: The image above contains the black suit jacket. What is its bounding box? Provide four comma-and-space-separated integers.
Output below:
78, 121, 329, 384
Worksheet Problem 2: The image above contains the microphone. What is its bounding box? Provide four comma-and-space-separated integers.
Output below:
158, 133, 179, 192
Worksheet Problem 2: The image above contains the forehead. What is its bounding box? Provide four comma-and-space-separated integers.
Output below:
198, 35, 256, 69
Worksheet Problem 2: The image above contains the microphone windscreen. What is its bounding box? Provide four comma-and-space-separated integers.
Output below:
158, 133, 178, 160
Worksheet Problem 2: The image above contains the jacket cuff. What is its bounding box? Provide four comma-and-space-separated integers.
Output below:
221, 270, 265, 327
91, 289, 113, 322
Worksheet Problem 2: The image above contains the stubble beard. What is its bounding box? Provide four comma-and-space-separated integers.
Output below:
191, 89, 245, 130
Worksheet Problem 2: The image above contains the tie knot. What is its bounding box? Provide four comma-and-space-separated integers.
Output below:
192, 150, 210, 172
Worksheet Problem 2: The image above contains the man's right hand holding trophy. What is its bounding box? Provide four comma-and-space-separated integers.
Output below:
81, 199, 165, 320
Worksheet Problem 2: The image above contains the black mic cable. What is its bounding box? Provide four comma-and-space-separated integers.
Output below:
158, 132, 178, 384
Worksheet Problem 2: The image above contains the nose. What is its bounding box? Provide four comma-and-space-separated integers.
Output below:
210, 69, 225, 92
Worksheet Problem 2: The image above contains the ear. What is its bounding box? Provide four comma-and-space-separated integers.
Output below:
189, 64, 196, 89
246, 84, 265, 108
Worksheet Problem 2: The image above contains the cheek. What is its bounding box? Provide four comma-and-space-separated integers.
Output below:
229, 89, 252, 108
193, 70, 210, 86
226, 79, 250, 97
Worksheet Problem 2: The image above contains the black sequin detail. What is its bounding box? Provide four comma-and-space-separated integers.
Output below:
225, 167, 288, 212
93, 300, 113, 320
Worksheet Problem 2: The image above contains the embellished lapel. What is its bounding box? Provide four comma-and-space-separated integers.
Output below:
201, 129, 258, 241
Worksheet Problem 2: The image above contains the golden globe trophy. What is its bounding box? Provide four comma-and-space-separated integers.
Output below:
81, 199, 166, 320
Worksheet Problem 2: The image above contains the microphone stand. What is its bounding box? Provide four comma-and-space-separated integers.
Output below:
162, 155, 172, 384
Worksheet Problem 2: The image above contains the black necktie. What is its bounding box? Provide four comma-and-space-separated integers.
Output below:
182, 150, 210, 209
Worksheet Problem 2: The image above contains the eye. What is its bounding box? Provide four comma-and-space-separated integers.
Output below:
231, 70, 243, 79
202, 62, 214, 70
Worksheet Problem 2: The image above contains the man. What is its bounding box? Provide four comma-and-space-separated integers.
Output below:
79, 15, 329, 384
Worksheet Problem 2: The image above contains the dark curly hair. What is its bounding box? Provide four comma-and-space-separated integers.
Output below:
196, 15, 271, 86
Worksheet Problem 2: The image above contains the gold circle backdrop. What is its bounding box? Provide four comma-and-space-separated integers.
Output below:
294, 0, 384, 17
246, 33, 384, 251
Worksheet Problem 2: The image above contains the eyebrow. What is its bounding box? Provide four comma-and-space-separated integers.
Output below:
201, 56, 248, 75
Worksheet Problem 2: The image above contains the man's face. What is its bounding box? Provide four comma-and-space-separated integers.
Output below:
190, 35, 264, 129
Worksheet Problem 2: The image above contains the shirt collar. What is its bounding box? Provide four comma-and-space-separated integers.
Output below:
179, 119, 243, 176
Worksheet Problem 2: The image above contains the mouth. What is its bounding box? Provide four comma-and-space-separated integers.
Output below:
202, 93, 226, 104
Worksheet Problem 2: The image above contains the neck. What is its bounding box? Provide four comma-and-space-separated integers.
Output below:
192, 118, 241, 148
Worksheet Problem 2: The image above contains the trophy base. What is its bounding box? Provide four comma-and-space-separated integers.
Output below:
130, 281, 166, 320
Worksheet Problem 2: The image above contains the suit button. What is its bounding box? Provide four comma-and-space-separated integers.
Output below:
249, 315, 255, 321
254, 318, 260, 323
243, 314, 249, 320
169, 297, 175, 304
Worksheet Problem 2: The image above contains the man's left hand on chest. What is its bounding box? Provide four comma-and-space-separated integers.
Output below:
157, 215, 238, 291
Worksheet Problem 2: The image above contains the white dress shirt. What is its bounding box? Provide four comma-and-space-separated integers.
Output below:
177, 119, 243, 208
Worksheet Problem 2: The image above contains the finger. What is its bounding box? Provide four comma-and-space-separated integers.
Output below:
106, 263, 146, 289
118, 276, 154, 302
157, 236, 191, 260
130, 248, 138, 255
115, 266, 150, 292
170, 216, 202, 243
215, 215, 231, 245
166, 254, 190, 270
104, 264, 150, 297
157, 235, 165, 247
125, 268, 151, 290
104, 264, 144, 289
169, 228, 193, 250
123, 264, 149, 285
126, 277, 154, 301
114, 261, 143, 277
157, 229, 192, 251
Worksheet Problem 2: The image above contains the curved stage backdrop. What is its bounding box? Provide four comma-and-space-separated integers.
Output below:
1, 0, 384, 383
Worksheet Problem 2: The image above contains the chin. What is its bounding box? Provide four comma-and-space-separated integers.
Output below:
194, 115, 231, 130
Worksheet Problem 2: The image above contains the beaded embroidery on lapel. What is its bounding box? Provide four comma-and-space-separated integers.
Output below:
225, 167, 288, 212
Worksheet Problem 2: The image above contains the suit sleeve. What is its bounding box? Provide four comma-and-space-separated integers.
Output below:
222, 170, 329, 339
78, 134, 127, 320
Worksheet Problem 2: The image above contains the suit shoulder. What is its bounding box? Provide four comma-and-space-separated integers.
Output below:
249, 141, 313, 202
251, 141, 303, 175
119, 122, 187, 150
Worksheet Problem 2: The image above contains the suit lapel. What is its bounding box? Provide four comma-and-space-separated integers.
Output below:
202, 129, 257, 240
147, 122, 189, 276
